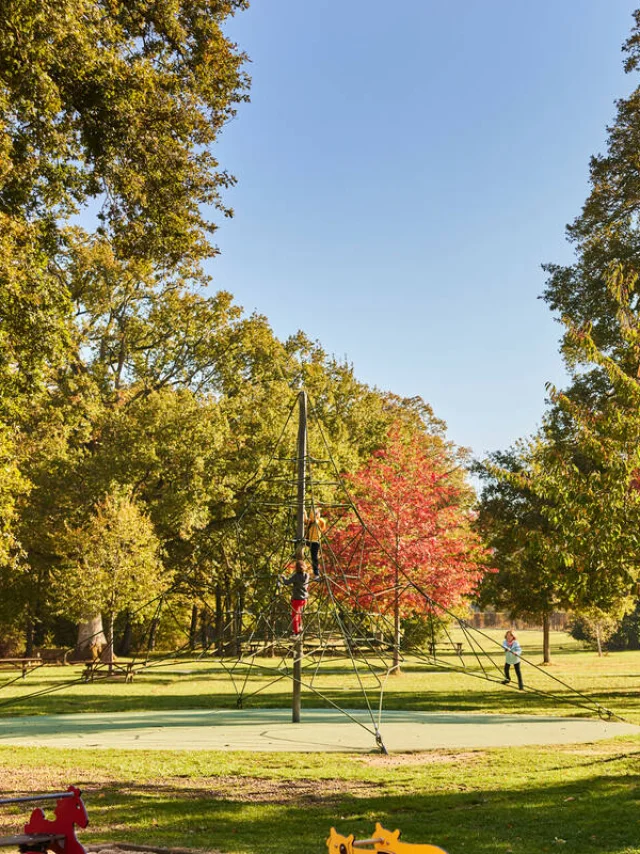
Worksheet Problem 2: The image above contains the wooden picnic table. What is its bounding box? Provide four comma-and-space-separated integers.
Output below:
81, 659, 135, 683
0, 658, 42, 678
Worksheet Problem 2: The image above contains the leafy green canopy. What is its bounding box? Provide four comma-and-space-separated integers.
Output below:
0, 0, 250, 395
1, 0, 249, 265
0, 3, 481, 654
479, 7, 640, 626
61, 485, 165, 627
543, 8, 640, 359
0, 0, 249, 564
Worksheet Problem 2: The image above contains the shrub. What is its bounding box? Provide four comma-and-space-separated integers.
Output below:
607, 600, 640, 650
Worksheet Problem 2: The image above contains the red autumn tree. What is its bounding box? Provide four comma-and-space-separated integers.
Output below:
331, 423, 488, 671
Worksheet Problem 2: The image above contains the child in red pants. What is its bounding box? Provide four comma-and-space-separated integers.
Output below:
282, 559, 310, 636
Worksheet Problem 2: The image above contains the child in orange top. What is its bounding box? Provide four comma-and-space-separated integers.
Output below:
305, 508, 326, 578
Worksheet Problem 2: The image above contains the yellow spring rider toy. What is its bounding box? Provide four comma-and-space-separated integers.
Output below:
327, 823, 448, 854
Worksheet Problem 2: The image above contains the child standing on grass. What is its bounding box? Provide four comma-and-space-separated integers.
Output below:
502, 630, 524, 690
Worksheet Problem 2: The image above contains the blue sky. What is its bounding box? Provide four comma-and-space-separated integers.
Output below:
209, 2, 638, 458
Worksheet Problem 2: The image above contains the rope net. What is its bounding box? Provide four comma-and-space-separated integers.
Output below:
0, 391, 621, 750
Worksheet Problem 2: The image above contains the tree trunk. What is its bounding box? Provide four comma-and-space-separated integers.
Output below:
596, 623, 603, 657
70, 615, 107, 662
224, 576, 231, 654
428, 612, 436, 658
103, 612, 115, 675
542, 612, 551, 664
189, 604, 198, 651
215, 584, 223, 656
24, 619, 35, 657
118, 613, 133, 656
200, 609, 210, 650
148, 616, 159, 651
235, 587, 244, 657
392, 564, 401, 674
26, 567, 48, 655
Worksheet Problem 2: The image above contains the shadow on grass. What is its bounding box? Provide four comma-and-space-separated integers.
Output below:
79, 771, 640, 854
0, 690, 599, 720
0, 683, 619, 722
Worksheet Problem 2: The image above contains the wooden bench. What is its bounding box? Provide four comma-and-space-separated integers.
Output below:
0, 787, 87, 854
33, 648, 71, 666
444, 641, 464, 655
428, 641, 464, 656
350, 637, 394, 653
0, 658, 42, 678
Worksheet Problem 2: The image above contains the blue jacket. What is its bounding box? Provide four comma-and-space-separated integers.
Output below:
502, 638, 522, 664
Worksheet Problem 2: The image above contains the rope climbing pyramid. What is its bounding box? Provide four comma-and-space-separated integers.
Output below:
186, 388, 625, 753
0, 388, 633, 755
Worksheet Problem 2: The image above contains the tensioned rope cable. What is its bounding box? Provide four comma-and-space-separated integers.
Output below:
136, 380, 615, 727
0, 386, 377, 733
10, 380, 610, 740
307, 393, 622, 723
303, 450, 398, 719
190, 536, 390, 716
181, 395, 397, 738
201, 391, 300, 689
407, 646, 612, 719
0, 588, 177, 708
408, 592, 619, 719
16, 380, 608, 735
223, 457, 300, 702
0, 661, 48, 689
181, 438, 308, 701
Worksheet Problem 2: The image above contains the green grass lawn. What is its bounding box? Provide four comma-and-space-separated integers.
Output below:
0, 630, 640, 854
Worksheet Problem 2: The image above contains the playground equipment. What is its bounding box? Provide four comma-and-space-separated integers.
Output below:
327, 823, 448, 854
0, 387, 623, 754
0, 787, 87, 854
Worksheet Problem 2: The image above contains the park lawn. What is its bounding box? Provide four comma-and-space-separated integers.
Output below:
0, 629, 637, 721
0, 738, 640, 854
0, 632, 639, 853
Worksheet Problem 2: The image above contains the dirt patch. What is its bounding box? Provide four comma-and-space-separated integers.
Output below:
0, 775, 383, 826
356, 750, 482, 767
0, 768, 120, 793
113, 776, 384, 805
89, 846, 221, 854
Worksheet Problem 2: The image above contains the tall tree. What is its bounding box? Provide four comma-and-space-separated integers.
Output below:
534, 268, 640, 617
1, 0, 249, 268
477, 272, 640, 650
332, 424, 488, 672
475, 444, 571, 663
61, 486, 165, 667
477, 9, 640, 643
0, 0, 250, 574
543, 8, 640, 359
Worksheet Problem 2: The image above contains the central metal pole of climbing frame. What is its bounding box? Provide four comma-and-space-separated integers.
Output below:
292, 390, 307, 723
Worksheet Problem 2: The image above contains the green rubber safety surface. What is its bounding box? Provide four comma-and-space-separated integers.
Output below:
0, 709, 637, 752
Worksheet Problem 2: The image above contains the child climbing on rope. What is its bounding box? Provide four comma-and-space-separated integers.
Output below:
305, 507, 326, 578
502, 629, 524, 690
282, 559, 311, 637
